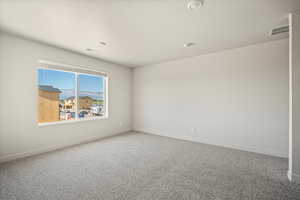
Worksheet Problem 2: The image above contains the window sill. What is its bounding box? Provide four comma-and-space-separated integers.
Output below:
38, 116, 108, 127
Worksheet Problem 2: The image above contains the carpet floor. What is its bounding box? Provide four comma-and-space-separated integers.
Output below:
0, 132, 299, 200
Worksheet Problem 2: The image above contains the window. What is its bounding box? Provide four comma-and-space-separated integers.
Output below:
37, 61, 108, 124
78, 74, 105, 120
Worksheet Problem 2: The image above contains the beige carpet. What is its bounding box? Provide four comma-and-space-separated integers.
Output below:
0, 132, 299, 200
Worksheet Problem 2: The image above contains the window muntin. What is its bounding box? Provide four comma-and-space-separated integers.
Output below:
37, 64, 107, 124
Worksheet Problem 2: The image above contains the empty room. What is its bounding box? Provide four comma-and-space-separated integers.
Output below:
0, 0, 300, 199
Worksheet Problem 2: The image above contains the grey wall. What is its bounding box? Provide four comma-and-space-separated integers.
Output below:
133, 39, 289, 158
0, 32, 132, 162
289, 11, 300, 183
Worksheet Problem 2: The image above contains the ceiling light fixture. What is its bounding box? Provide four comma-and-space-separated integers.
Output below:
99, 41, 107, 46
188, 0, 205, 10
184, 42, 195, 48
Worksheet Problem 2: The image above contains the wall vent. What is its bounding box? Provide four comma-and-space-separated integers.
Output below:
269, 25, 289, 36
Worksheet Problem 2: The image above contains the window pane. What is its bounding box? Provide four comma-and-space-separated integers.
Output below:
38, 69, 75, 123
78, 74, 104, 119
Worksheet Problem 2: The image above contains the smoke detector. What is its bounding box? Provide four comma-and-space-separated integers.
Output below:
188, 0, 205, 10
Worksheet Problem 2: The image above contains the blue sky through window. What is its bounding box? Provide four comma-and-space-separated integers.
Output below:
38, 69, 104, 100
79, 74, 103, 100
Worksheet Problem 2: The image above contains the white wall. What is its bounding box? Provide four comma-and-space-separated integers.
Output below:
0, 32, 290, 163
289, 11, 300, 183
133, 39, 289, 158
0, 32, 132, 162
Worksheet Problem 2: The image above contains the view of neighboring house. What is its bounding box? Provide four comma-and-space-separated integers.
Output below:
62, 97, 76, 110
59, 96, 76, 121
38, 85, 61, 123
60, 96, 104, 119
39, 85, 104, 123
61, 96, 95, 110
79, 96, 94, 109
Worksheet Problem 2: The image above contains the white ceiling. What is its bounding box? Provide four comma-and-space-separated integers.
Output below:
0, 0, 299, 67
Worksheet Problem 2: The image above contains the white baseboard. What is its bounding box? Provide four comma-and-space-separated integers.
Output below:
0, 130, 132, 164
287, 170, 300, 183
135, 129, 288, 158
287, 170, 292, 181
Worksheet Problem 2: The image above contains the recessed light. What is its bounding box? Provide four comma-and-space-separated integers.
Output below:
184, 42, 195, 48
99, 41, 107, 46
188, 0, 205, 10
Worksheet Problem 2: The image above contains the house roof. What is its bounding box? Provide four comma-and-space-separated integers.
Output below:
79, 96, 94, 100
39, 85, 62, 93
65, 96, 75, 100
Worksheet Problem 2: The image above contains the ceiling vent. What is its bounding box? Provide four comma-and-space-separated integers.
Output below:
269, 25, 289, 36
